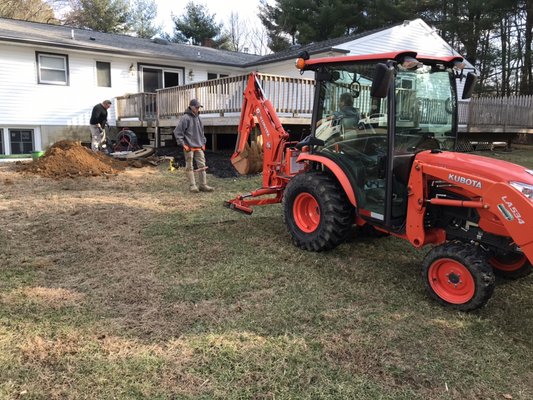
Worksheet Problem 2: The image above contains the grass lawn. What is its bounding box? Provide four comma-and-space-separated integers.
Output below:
1, 145, 533, 399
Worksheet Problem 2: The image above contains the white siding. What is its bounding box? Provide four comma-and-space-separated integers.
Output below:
0, 42, 139, 126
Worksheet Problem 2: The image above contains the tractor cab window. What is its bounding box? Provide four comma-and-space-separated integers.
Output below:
394, 66, 456, 154
313, 63, 390, 220
314, 63, 387, 145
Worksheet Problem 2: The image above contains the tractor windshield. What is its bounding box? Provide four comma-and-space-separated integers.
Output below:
394, 66, 456, 152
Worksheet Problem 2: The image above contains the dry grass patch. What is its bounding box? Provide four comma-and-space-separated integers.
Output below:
1, 148, 533, 399
1, 287, 84, 309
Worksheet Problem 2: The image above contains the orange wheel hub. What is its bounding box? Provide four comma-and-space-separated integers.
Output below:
293, 193, 320, 233
489, 254, 528, 272
428, 258, 475, 304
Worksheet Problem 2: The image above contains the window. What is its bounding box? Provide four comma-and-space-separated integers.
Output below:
37, 52, 69, 85
9, 129, 34, 154
96, 61, 111, 87
0, 128, 4, 154
208, 73, 228, 80
140, 65, 183, 92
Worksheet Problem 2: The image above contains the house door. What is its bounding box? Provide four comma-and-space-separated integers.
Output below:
141, 66, 181, 92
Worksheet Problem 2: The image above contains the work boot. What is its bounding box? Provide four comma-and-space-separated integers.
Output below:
199, 170, 214, 192
186, 171, 199, 193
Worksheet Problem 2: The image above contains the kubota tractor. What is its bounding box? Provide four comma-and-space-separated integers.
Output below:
225, 51, 533, 311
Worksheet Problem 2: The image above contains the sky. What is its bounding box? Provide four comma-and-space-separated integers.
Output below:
155, 0, 268, 36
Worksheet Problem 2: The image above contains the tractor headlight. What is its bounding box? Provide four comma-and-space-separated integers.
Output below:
510, 181, 533, 200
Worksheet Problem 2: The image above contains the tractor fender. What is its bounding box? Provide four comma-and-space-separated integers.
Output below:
296, 153, 357, 207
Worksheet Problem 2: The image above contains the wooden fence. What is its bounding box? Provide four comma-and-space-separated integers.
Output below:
465, 96, 533, 133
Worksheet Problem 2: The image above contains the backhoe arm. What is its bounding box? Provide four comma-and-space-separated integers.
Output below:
231, 72, 290, 186
226, 72, 301, 214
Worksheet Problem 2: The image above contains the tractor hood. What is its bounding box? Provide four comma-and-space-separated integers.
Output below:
416, 150, 533, 185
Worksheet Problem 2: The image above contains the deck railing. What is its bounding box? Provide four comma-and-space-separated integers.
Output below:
115, 78, 533, 134
156, 73, 315, 120
115, 92, 157, 121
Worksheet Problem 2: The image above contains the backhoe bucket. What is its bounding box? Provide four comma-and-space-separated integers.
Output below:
231, 141, 263, 175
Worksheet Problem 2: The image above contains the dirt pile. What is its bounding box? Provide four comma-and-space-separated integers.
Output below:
18, 140, 128, 179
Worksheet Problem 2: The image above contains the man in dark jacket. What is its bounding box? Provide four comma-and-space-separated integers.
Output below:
89, 100, 112, 152
173, 99, 214, 193
338, 92, 360, 129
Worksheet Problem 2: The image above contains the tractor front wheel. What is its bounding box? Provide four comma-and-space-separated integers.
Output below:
488, 252, 532, 279
422, 242, 495, 311
283, 172, 354, 251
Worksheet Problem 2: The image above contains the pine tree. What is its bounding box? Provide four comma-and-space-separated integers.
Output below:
171, 2, 224, 47
63, 0, 130, 33
129, 0, 160, 38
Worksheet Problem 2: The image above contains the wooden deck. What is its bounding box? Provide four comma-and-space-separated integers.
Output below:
116, 73, 315, 128
115, 73, 533, 148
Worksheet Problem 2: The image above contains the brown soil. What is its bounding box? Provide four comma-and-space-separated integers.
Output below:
17, 140, 129, 179
15, 140, 241, 180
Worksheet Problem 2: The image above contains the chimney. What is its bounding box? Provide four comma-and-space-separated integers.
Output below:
201, 38, 215, 48
71, 29, 75, 40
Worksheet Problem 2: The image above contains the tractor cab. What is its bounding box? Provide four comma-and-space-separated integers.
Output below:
307, 52, 476, 232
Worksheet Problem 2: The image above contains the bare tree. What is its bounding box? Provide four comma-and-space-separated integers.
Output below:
247, 24, 271, 55
520, 0, 533, 94
223, 12, 246, 52
0, 0, 58, 23
222, 12, 271, 55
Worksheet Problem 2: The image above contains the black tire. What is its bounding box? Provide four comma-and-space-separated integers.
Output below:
488, 251, 532, 279
421, 242, 495, 311
114, 130, 139, 152
282, 172, 354, 252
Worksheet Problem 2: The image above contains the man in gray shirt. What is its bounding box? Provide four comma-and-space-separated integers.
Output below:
173, 99, 214, 193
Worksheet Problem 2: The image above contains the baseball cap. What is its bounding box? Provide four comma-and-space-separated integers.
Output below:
189, 99, 203, 108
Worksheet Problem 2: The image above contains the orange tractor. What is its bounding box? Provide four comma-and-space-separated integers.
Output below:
225, 51, 533, 311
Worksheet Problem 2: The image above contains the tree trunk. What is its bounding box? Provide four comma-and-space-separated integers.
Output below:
520, 0, 533, 94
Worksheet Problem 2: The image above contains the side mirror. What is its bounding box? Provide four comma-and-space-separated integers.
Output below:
462, 72, 477, 99
371, 63, 394, 98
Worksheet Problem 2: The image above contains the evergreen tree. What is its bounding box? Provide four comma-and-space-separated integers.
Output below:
129, 0, 159, 38
63, 0, 130, 33
258, 0, 292, 52
171, 2, 225, 47
258, 0, 410, 51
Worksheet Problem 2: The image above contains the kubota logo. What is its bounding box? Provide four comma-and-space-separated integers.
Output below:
448, 173, 482, 189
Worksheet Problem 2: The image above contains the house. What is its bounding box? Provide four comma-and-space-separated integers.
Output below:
0, 17, 472, 155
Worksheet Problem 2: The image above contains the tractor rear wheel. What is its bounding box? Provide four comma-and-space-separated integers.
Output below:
488, 252, 532, 279
283, 172, 354, 251
421, 242, 495, 311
